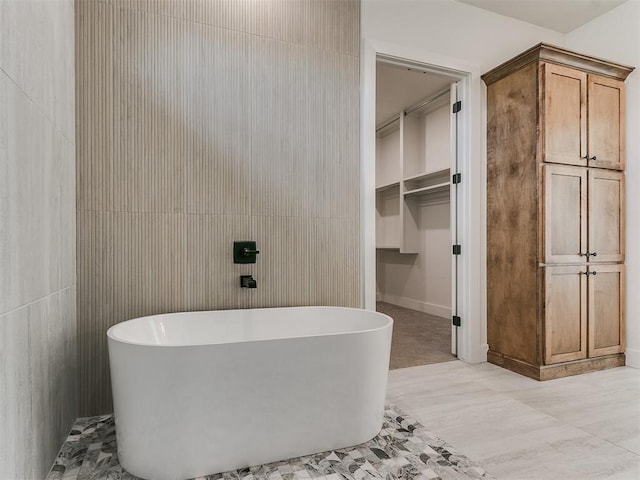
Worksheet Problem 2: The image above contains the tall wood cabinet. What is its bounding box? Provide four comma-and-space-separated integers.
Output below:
483, 44, 633, 380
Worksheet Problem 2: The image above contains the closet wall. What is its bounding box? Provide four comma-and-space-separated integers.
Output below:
376, 92, 453, 318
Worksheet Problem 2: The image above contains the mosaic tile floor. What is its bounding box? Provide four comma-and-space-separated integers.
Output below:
47, 405, 493, 480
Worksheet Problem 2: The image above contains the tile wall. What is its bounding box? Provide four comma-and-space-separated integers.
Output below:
76, 0, 361, 415
0, 0, 77, 477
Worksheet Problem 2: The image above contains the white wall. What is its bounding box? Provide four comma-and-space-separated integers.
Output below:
566, 0, 640, 368
363, 0, 564, 362
362, 0, 565, 73
0, 0, 77, 477
378, 201, 452, 317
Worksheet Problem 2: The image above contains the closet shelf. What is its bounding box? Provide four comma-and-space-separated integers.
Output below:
404, 182, 450, 198
375, 181, 400, 192
376, 245, 401, 250
403, 168, 450, 184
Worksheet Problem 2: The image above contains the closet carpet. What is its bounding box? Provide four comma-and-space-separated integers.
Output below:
377, 302, 456, 369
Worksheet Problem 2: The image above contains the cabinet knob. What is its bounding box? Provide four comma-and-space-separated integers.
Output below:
590, 155, 597, 161
581, 252, 598, 258
582, 271, 597, 276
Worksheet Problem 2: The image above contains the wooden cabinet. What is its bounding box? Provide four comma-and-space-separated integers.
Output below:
589, 264, 625, 357
483, 43, 633, 380
541, 64, 625, 170
544, 265, 587, 365
588, 75, 625, 170
541, 64, 587, 167
544, 264, 626, 365
543, 165, 624, 264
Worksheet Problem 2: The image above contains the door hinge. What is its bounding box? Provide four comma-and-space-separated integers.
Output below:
452, 100, 462, 113
452, 315, 461, 327
453, 244, 462, 255
452, 173, 462, 184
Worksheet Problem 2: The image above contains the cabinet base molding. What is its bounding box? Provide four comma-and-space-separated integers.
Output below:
487, 350, 625, 381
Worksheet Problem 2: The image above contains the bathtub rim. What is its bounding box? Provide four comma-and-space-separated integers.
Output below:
106, 306, 393, 348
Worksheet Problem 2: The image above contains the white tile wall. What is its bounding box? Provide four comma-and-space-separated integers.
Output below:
0, 0, 76, 477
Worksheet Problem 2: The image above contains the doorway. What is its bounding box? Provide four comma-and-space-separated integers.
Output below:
373, 58, 461, 369
361, 42, 485, 366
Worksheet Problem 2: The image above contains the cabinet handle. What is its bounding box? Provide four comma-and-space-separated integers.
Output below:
580, 252, 598, 258
582, 271, 597, 276
590, 155, 597, 161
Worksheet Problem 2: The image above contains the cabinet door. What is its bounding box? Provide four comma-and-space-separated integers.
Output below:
588, 264, 625, 357
541, 64, 587, 167
543, 165, 587, 263
588, 169, 625, 263
588, 75, 625, 170
544, 266, 587, 364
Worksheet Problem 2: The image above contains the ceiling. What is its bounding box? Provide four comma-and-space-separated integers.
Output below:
376, 63, 452, 125
456, 0, 628, 33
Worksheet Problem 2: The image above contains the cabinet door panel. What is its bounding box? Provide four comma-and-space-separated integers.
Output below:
544, 266, 587, 364
542, 64, 587, 166
588, 75, 624, 170
589, 264, 625, 357
588, 170, 625, 263
544, 165, 587, 263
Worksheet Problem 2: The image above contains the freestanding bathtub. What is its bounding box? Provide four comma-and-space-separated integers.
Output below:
107, 306, 393, 480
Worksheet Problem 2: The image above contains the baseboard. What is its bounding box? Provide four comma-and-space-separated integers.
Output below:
625, 348, 640, 369
480, 343, 489, 362
488, 350, 626, 380
380, 294, 451, 319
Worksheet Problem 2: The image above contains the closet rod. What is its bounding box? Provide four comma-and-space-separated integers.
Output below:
375, 115, 400, 133
375, 87, 450, 133
404, 87, 450, 116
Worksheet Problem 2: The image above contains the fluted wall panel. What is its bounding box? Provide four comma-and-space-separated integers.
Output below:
76, 0, 360, 415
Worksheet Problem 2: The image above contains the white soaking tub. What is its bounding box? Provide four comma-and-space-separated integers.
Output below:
107, 306, 393, 480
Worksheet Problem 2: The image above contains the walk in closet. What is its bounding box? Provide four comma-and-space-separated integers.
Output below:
375, 61, 457, 369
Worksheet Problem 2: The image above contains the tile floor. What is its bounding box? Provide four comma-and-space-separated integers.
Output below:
47, 405, 492, 480
376, 302, 456, 369
387, 361, 640, 480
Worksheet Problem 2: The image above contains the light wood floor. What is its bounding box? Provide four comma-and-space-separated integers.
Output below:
387, 361, 640, 480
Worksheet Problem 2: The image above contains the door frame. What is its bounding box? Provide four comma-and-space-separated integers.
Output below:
360, 38, 487, 364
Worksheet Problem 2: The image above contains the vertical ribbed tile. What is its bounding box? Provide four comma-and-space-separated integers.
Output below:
76, 0, 360, 415
304, 48, 360, 219
75, 0, 113, 211
304, 0, 360, 57
252, 215, 311, 307
250, 37, 309, 217
183, 214, 252, 311
309, 218, 360, 307
78, 210, 187, 414
113, 8, 186, 213
183, 24, 252, 215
